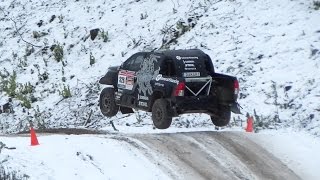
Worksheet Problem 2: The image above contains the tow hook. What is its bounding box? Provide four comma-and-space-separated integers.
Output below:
231, 102, 242, 114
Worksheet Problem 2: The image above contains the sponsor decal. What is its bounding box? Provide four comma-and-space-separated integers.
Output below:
155, 82, 164, 87
136, 54, 160, 96
119, 70, 135, 77
118, 70, 136, 90
183, 60, 195, 63
176, 56, 199, 60
185, 68, 197, 70
182, 59, 197, 71
138, 95, 149, 101
115, 92, 121, 100
118, 84, 126, 89
138, 101, 148, 107
183, 72, 200, 77
115, 90, 123, 100
155, 74, 179, 84
185, 64, 195, 67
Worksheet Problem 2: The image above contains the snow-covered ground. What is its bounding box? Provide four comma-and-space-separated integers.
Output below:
1, 130, 320, 180
1, 0, 320, 179
0, 0, 319, 135
250, 129, 320, 180
0, 134, 170, 180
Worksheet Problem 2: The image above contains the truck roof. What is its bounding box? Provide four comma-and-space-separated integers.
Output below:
154, 49, 213, 77
156, 49, 208, 61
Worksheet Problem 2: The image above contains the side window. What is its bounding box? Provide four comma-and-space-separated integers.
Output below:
122, 55, 137, 70
160, 59, 176, 76
122, 54, 145, 72
131, 55, 144, 71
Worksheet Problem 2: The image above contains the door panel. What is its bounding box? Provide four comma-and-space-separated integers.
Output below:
117, 53, 145, 107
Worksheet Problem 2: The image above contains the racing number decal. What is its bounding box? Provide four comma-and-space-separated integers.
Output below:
119, 76, 125, 83
118, 70, 136, 90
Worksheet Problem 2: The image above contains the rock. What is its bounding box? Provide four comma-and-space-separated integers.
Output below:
311, 49, 319, 56
42, 46, 49, 54
309, 114, 314, 120
257, 54, 264, 60
90, 28, 100, 40
284, 86, 292, 91
37, 20, 43, 27
0, 98, 13, 114
49, 15, 56, 23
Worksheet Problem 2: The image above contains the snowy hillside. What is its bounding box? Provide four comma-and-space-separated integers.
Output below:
0, 0, 320, 134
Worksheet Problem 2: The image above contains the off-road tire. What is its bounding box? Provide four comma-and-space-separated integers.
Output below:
211, 106, 231, 127
99, 88, 119, 117
152, 99, 172, 129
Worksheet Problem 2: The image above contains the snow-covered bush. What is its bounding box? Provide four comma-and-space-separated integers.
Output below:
1, 71, 17, 98
60, 85, 72, 99
0, 142, 29, 180
0, 166, 29, 180
314, 1, 320, 10
53, 44, 64, 62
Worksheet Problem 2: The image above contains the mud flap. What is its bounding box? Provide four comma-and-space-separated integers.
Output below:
230, 102, 241, 114
120, 106, 134, 114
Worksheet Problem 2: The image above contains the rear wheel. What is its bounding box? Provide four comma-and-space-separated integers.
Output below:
152, 99, 172, 129
99, 88, 119, 117
211, 106, 231, 127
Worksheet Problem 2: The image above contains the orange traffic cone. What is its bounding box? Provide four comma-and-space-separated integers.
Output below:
30, 127, 39, 146
245, 116, 254, 133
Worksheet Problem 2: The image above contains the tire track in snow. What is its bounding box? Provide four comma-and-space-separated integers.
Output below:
2, 130, 301, 180
179, 133, 256, 180
108, 136, 181, 180
212, 132, 300, 180
132, 131, 300, 180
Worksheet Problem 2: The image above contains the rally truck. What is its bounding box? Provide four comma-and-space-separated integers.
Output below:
99, 49, 241, 129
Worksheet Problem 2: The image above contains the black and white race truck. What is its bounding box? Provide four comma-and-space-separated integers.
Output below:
99, 49, 241, 129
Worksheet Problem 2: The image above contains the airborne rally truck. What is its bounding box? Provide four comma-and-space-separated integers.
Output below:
99, 49, 241, 129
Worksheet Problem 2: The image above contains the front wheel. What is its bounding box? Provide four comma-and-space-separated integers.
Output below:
152, 99, 172, 129
211, 106, 231, 127
99, 88, 119, 117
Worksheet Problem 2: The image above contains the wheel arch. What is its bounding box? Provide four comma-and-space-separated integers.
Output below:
148, 90, 165, 112
99, 70, 118, 90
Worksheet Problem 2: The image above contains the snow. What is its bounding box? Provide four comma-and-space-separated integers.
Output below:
0, 135, 171, 180
249, 129, 320, 180
0, 0, 319, 135
1, 130, 320, 180
0, 0, 320, 179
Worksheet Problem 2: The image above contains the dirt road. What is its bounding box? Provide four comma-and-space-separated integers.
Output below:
4, 129, 300, 180
125, 131, 300, 180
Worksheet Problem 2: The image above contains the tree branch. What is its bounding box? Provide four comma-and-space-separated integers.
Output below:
0, 7, 42, 48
